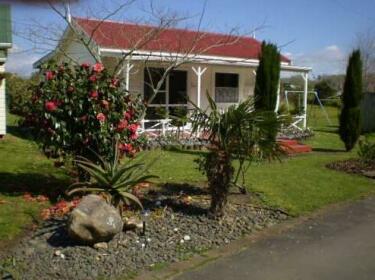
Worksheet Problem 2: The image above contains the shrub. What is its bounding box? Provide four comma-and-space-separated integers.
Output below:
25, 61, 144, 167
339, 50, 363, 151
5, 72, 39, 116
254, 42, 281, 111
67, 143, 157, 214
314, 80, 337, 100
191, 93, 283, 218
358, 137, 375, 162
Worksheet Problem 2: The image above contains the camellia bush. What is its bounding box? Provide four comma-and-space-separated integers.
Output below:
25, 61, 144, 168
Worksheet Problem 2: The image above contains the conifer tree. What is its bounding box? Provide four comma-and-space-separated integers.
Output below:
254, 42, 281, 111
339, 49, 363, 151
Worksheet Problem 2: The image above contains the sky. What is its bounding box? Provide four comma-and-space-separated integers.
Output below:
2, 0, 375, 77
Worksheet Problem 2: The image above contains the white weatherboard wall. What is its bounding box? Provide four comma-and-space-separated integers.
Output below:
0, 65, 6, 135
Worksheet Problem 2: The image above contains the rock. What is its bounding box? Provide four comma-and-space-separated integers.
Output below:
67, 195, 123, 244
363, 170, 375, 179
123, 216, 144, 232
93, 242, 108, 250
183, 235, 191, 241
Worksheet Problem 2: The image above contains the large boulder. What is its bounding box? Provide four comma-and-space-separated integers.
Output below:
67, 194, 123, 244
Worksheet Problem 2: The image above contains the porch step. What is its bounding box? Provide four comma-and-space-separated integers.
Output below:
277, 138, 298, 146
277, 138, 312, 155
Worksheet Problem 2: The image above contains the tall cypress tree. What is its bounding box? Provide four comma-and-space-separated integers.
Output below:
339, 49, 363, 151
254, 41, 281, 111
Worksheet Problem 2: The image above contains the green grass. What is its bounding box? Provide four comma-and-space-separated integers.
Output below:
0, 114, 69, 243
0, 106, 374, 244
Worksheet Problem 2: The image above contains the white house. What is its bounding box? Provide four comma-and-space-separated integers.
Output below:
0, 4, 12, 137
34, 17, 311, 132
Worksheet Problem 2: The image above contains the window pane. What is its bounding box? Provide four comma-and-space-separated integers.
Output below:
215, 73, 239, 88
144, 68, 166, 104
145, 107, 168, 120
215, 73, 239, 103
169, 70, 188, 104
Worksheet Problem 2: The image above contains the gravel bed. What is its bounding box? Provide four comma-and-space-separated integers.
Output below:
0, 197, 288, 280
278, 127, 314, 140
327, 159, 375, 177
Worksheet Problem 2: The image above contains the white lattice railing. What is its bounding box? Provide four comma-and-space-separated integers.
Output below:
139, 119, 192, 136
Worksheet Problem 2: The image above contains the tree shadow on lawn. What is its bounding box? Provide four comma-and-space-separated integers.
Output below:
313, 128, 339, 135
312, 147, 346, 153
0, 172, 70, 202
7, 125, 36, 142
164, 146, 206, 157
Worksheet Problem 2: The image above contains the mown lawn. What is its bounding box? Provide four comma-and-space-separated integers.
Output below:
0, 106, 374, 244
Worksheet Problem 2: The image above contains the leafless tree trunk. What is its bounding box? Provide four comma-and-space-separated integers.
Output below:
355, 28, 375, 92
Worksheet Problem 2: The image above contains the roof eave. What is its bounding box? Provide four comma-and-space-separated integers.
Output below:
99, 47, 310, 72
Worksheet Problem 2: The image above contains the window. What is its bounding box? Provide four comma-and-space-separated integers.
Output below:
144, 68, 166, 105
215, 73, 239, 103
143, 68, 188, 120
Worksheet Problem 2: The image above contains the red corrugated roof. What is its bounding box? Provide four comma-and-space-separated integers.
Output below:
73, 17, 291, 63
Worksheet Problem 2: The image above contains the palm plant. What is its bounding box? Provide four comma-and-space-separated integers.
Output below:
191, 93, 283, 218
66, 143, 157, 215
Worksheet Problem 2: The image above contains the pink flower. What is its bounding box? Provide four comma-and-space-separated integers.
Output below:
128, 123, 139, 134
93, 63, 104, 73
96, 113, 106, 122
45, 101, 57, 112
90, 90, 98, 99
89, 75, 97, 82
45, 71, 55, 81
116, 119, 128, 132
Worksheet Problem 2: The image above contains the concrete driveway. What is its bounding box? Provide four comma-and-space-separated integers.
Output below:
175, 196, 375, 280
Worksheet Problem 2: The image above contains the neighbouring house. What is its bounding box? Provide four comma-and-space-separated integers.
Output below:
34, 17, 312, 132
0, 4, 12, 137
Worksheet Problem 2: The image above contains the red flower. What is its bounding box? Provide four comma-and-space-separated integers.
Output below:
90, 90, 98, 99
96, 113, 106, 122
81, 62, 90, 69
89, 75, 97, 82
47, 127, 55, 135
110, 78, 119, 88
130, 133, 138, 140
119, 143, 133, 153
45, 71, 55, 81
45, 101, 57, 112
93, 63, 104, 73
67, 86, 75, 93
101, 100, 110, 110
116, 119, 128, 132
80, 115, 88, 122
31, 95, 39, 103
128, 123, 139, 134
123, 110, 134, 120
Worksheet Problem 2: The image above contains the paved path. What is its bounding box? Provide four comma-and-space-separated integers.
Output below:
176, 197, 375, 280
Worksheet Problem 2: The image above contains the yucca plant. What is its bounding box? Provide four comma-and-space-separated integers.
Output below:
66, 142, 157, 215
191, 93, 283, 218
